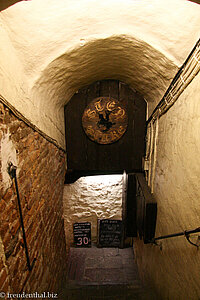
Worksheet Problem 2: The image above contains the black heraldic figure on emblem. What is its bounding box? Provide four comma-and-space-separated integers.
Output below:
97, 110, 116, 132
82, 97, 128, 144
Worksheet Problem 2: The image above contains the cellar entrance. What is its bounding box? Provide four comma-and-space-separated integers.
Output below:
63, 79, 147, 248
60, 245, 156, 299
64, 79, 147, 178
62, 79, 156, 298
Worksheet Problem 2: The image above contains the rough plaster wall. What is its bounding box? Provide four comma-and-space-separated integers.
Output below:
0, 132, 17, 191
0, 20, 30, 118
31, 35, 177, 147
1, 0, 200, 147
63, 175, 123, 247
134, 71, 200, 300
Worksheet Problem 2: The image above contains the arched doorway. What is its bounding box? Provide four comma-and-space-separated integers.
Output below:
64, 79, 147, 179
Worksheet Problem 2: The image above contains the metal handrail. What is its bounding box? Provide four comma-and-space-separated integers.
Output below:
149, 227, 200, 248
8, 162, 36, 271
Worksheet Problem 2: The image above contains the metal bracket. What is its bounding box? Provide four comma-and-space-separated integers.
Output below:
149, 227, 200, 250
152, 240, 162, 251
7, 162, 17, 179
184, 232, 199, 249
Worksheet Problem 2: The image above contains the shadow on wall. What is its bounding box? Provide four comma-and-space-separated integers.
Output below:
0, 1, 23, 11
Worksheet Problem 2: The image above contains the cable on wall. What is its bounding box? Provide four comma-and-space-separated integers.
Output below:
147, 38, 200, 124
145, 38, 200, 192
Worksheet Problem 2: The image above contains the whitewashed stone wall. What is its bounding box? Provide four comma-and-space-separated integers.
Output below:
1, 1, 200, 147
63, 175, 123, 246
134, 71, 200, 300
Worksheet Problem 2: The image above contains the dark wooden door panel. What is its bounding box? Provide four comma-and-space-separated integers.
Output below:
85, 82, 100, 170
65, 89, 87, 170
64, 80, 146, 172
126, 174, 137, 237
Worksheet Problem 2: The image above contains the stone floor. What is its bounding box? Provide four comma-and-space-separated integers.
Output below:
59, 246, 157, 300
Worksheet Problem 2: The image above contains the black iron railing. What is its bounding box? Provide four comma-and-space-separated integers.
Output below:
149, 227, 200, 248
8, 162, 36, 271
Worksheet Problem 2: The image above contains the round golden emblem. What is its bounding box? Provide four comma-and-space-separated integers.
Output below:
82, 97, 128, 144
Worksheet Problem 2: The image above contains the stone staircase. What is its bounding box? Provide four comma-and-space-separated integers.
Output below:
59, 246, 157, 300
60, 283, 156, 300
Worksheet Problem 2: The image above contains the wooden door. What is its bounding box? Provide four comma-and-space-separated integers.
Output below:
64, 80, 146, 173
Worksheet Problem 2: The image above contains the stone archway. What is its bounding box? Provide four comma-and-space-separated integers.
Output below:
30, 35, 177, 148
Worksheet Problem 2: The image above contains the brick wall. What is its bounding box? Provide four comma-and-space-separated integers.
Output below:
0, 102, 67, 295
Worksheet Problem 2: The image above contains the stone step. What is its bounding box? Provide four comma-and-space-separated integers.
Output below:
59, 283, 156, 300
60, 247, 157, 300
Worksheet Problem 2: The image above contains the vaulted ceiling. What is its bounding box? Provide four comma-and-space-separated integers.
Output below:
0, 0, 200, 148
1, 0, 200, 11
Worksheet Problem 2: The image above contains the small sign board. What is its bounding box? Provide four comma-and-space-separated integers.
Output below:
73, 222, 91, 247
98, 219, 123, 247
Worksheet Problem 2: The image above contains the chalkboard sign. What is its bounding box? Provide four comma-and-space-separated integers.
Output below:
73, 222, 91, 247
98, 219, 123, 247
